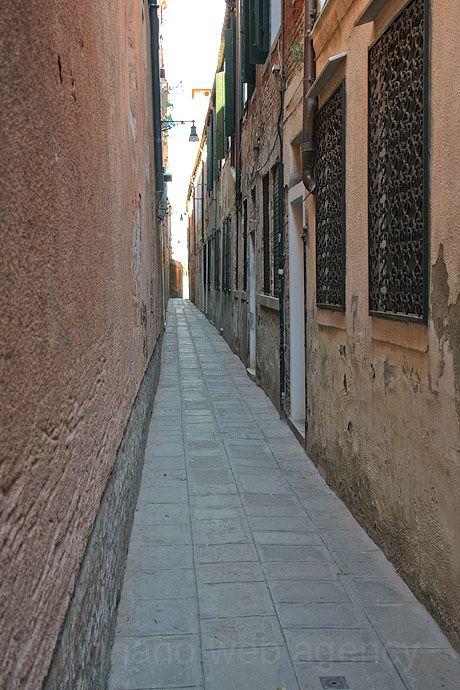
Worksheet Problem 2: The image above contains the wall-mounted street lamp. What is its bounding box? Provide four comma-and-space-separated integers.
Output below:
161, 119, 199, 142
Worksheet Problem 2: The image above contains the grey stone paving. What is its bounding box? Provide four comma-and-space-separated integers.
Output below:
108, 299, 460, 690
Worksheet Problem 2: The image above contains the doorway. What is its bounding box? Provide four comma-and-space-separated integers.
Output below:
248, 230, 256, 372
288, 182, 306, 435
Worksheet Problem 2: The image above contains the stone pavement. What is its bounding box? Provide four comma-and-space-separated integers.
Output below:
108, 299, 460, 690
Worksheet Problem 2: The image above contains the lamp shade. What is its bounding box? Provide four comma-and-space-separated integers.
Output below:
189, 122, 199, 142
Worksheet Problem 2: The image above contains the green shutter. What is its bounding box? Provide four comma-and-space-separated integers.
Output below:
254, 0, 269, 53
224, 15, 235, 138
212, 106, 218, 182
206, 119, 213, 192
249, 0, 268, 65
216, 71, 225, 160
240, 0, 255, 85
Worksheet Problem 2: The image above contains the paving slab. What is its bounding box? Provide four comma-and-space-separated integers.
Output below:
108, 299, 460, 690
197, 581, 275, 619
115, 597, 198, 636
201, 616, 284, 650
203, 646, 299, 690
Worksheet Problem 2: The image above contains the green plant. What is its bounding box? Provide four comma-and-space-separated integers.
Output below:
289, 39, 304, 65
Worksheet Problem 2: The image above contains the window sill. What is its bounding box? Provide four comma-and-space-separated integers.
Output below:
371, 316, 428, 353
354, 0, 387, 26
317, 308, 346, 330
306, 52, 347, 100
257, 293, 280, 311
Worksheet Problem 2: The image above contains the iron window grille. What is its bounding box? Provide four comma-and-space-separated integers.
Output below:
207, 240, 212, 289
368, 0, 428, 322
235, 213, 239, 290
203, 244, 207, 289
263, 174, 270, 294
316, 80, 346, 310
273, 164, 280, 298
215, 230, 221, 290
222, 218, 232, 292
243, 199, 248, 292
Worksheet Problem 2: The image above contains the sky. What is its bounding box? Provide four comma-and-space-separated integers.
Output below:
162, 0, 227, 283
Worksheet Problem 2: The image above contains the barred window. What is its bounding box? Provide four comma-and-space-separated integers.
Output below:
234, 213, 239, 290
203, 244, 207, 288
315, 81, 346, 310
262, 174, 270, 294
222, 218, 232, 291
214, 230, 221, 290
273, 164, 280, 298
227, 217, 232, 291
368, 0, 427, 321
243, 199, 248, 292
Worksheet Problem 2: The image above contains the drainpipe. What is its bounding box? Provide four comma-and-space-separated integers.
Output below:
301, 0, 317, 192
149, 2, 165, 212
278, 101, 285, 418
278, 0, 286, 418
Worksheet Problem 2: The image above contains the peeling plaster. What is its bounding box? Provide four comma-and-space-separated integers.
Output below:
431, 244, 460, 424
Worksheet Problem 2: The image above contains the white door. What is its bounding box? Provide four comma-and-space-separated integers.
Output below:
288, 182, 306, 426
248, 231, 256, 371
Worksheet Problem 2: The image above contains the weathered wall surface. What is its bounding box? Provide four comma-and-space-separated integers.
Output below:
240, 42, 282, 408
169, 260, 183, 298
43, 337, 162, 690
0, 1, 163, 687
304, 0, 460, 650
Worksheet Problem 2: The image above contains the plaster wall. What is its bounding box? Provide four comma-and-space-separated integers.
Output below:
303, 0, 460, 649
240, 42, 282, 408
0, 1, 163, 687
169, 260, 183, 298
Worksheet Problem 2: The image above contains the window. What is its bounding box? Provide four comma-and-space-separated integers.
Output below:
203, 243, 207, 288
316, 81, 346, 310
243, 199, 248, 292
273, 164, 280, 298
368, 0, 427, 322
262, 174, 270, 294
270, 0, 281, 45
222, 218, 232, 291
207, 240, 212, 288
235, 213, 239, 290
215, 230, 221, 290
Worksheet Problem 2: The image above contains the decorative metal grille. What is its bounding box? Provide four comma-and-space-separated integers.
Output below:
273, 165, 280, 298
214, 231, 221, 290
368, 0, 427, 321
235, 212, 239, 289
316, 81, 346, 310
243, 199, 248, 291
203, 244, 207, 288
262, 174, 270, 294
223, 218, 232, 291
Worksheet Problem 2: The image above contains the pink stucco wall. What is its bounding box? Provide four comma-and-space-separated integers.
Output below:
0, 1, 163, 687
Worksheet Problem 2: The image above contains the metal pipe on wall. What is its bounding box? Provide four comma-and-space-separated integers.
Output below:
149, 2, 165, 212
301, 0, 317, 191
278, 0, 286, 418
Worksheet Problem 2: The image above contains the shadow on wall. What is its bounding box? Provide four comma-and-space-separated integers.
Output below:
169, 260, 183, 298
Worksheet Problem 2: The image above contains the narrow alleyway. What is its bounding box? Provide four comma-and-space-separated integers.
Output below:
108, 299, 460, 690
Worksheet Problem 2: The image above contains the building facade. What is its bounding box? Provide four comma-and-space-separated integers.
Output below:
187, 0, 460, 651
0, 1, 169, 688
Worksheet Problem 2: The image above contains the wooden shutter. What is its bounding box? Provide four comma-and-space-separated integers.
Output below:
240, 0, 256, 90
206, 117, 213, 192
216, 72, 225, 160
249, 0, 269, 65
224, 15, 235, 138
